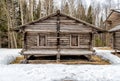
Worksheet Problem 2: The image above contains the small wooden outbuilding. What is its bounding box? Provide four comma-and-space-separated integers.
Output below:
106, 9, 120, 52
109, 25, 120, 52
105, 9, 120, 46
14, 10, 105, 62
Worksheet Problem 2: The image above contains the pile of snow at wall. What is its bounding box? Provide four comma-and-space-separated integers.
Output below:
0, 49, 21, 64
0, 64, 120, 81
94, 47, 120, 64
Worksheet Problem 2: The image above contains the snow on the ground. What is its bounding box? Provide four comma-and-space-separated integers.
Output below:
0, 48, 120, 81
1, 48, 120, 65
94, 47, 120, 64
0, 64, 120, 81
0, 49, 21, 64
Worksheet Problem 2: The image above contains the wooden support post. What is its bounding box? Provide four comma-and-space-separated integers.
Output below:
22, 55, 28, 64
112, 32, 117, 55
56, 10, 61, 63
23, 32, 27, 50
89, 33, 93, 51
115, 49, 117, 55
113, 32, 115, 49
57, 49, 60, 63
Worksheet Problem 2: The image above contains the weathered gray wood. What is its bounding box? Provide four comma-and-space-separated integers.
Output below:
22, 49, 93, 55
56, 12, 60, 62
18, 10, 104, 59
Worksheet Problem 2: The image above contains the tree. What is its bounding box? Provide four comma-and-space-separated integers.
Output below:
86, 6, 93, 24
36, 0, 42, 18
43, 0, 54, 16
61, 1, 70, 15
76, 3, 86, 20
0, 0, 17, 48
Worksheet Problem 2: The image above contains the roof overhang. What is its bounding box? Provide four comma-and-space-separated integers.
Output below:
109, 25, 120, 33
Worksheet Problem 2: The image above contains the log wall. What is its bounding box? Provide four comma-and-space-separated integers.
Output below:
114, 31, 120, 50
23, 14, 94, 51
25, 32, 91, 49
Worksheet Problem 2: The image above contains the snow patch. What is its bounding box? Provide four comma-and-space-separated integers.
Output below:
0, 49, 21, 64
0, 64, 120, 81
94, 47, 120, 64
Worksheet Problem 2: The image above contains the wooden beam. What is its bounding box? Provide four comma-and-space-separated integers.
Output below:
56, 11, 60, 62
24, 32, 27, 50
113, 32, 115, 49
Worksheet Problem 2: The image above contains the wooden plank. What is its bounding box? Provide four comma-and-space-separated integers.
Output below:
35, 22, 56, 25
24, 32, 27, 49
30, 46, 57, 48
25, 29, 57, 32
60, 30, 92, 33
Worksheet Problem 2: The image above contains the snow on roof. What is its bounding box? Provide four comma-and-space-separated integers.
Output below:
109, 25, 120, 32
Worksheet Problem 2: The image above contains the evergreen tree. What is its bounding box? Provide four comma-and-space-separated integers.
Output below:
86, 6, 93, 24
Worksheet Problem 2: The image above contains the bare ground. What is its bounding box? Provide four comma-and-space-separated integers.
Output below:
12, 55, 110, 65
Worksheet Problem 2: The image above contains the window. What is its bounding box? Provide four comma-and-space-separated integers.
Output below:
39, 35, 46, 46
71, 35, 78, 46
26, 35, 37, 47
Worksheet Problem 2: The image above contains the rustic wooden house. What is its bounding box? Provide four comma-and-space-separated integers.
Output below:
105, 9, 120, 46
109, 25, 120, 52
14, 10, 105, 62
106, 9, 120, 52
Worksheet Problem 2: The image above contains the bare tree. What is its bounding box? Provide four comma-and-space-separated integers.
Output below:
1, 0, 17, 48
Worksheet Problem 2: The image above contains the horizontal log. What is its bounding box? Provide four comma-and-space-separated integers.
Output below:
25, 29, 57, 32
50, 17, 67, 19
60, 30, 92, 33
35, 22, 56, 25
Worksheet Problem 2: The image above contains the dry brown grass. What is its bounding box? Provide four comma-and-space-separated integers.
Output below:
96, 47, 113, 50
90, 55, 110, 65
11, 56, 24, 64
12, 55, 110, 65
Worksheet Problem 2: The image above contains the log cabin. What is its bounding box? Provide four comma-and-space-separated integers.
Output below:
106, 9, 120, 52
14, 10, 105, 62
109, 25, 120, 53
105, 9, 120, 46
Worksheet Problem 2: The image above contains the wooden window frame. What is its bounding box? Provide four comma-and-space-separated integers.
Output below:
37, 34, 47, 46
70, 34, 79, 47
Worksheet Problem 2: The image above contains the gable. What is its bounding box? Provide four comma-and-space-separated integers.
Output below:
24, 15, 93, 33
14, 10, 105, 33
106, 10, 120, 28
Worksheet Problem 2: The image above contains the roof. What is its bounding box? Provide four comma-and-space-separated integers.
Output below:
105, 9, 120, 22
109, 25, 120, 32
112, 9, 120, 13
13, 10, 105, 33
